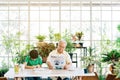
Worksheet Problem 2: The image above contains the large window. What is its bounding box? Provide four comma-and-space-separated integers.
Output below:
0, 0, 120, 67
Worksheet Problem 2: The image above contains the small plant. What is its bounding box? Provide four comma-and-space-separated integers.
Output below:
75, 32, 83, 41
36, 35, 46, 42
54, 33, 61, 41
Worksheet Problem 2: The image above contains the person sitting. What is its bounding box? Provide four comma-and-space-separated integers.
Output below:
24, 49, 42, 80
46, 40, 72, 80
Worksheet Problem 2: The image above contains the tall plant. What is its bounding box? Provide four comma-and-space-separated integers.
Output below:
62, 30, 75, 54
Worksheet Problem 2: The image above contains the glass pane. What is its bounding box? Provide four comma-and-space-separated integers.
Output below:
9, 11, 19, 20
30, 22, 39, 40
71, 11, 80, 20
102, 11, 111, 21
51, 11, 59, 20
0, 6, 8, 10
40, 22, 50, 38
61, 6, 70, 10
61, 11, 70, 21
20, 11, 28, 20
92, 11, 101, 21
112, 22, 120, 40
40, 11, 50, 20
112, 11, 120, 21
30, 11, 39, 20
102, 22, 112, 40
82, 22, 90, 40
0, 11, 8, 20
0, 21, 8, 39
71, 22, 80, 34
92, 22, 101, 40
82, 11, 90, 21
61, 22, 70, 34
51, 22, 59, 33
39, 6, 50, 10
9, 21, 19, 35
20, 22, 28, 40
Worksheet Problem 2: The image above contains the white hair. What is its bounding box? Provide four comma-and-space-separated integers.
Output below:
58, 39, 67, 46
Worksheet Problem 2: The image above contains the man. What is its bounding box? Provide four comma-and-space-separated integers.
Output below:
46, 40, 72, 80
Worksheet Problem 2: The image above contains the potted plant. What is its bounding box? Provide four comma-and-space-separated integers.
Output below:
37, 43, 55, 62
81, 46, 96, 73
75, 31, 84, 41
0, 62, 9, 77
101, 49, 120, 74
35, 35, 46, 42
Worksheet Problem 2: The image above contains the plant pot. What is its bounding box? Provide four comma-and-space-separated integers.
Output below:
109, 64, 115, 74
87, 64, 94, 73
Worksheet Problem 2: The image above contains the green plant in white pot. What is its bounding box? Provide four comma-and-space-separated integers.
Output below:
81, 46, 96, 73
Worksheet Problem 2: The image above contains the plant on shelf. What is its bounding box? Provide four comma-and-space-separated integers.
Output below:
75, 31, 84, 41
35, 35, 46, 42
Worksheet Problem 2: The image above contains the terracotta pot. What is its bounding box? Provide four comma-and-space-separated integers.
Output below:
87, 64, 94, 73
109, 64, 115, 74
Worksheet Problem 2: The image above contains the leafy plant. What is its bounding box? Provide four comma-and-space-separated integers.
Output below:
101, 49, 120, 64
36, 35, 46, 42
0, 61, 9, 77
62, 30, 75, 54
37, 42, 55, 58
81, 46, 96, 68
12, 44, 34, 64
75, 31, 84, 41
54, 33, 61, 41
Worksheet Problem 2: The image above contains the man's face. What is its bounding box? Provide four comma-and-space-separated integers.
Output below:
57, 42, 66, 53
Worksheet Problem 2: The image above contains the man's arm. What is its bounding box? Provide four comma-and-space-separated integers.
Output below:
46, 61, 54, 69
63, 62, 72, 70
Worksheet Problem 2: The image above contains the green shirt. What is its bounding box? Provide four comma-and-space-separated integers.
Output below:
25, 55, 42, 66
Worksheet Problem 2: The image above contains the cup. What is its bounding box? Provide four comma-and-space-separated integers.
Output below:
14, 64, 20, 74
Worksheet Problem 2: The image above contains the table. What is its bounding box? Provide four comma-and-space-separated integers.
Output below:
4, 68, 95, 80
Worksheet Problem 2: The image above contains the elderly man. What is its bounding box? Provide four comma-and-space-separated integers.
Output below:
46, 40, 72, 80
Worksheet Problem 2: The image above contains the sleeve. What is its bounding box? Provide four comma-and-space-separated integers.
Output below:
66, 52, 72, 64
25, 56, 29, 63
47, 52, 52, 62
